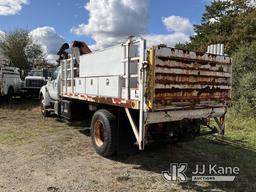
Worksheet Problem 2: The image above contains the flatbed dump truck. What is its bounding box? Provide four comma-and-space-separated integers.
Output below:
40, 37, 232, 156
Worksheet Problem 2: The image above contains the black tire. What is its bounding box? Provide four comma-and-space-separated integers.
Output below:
149, 124, 168, 140
150, 132, 167, 140
90, 109, 117, 157
40, 95, 50, 117
191, 119, 201, 136
6, 87, 14, 103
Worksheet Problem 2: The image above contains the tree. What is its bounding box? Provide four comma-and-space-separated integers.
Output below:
231, 5, 256, 51
25, 43, 46, 68
232, 41, 256, 106
174, 0, 256, 110
178, 0, 256, 55
188, 0, 237, 53
0, 29, 45, 70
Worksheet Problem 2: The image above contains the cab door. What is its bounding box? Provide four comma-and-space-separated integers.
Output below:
47, 67, 60, 101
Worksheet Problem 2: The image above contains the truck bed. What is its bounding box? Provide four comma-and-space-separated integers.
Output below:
61, 40, 232, 117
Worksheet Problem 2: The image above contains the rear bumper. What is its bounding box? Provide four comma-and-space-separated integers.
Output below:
145, 107, 227, 125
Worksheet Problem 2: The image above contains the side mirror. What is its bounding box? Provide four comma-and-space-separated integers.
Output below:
43, 69, 48, 78
21, 70, 25, 79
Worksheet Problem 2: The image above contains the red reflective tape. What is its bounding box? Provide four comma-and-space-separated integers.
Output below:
112, 98, 122, 103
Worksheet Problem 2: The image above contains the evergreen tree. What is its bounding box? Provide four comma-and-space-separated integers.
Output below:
179, 0, 256, 55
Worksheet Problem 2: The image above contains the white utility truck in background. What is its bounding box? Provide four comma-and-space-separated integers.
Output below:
0, 59, 23, 103
40, 37, 232, 157
23, 69, 51, 97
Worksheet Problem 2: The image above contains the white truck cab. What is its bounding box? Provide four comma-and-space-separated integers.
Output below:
39, 67, 61, 116
24, 69, 50, 97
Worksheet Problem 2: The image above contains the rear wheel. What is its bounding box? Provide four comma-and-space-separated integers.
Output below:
91, 109, 117, 157
40, 95, 50, 117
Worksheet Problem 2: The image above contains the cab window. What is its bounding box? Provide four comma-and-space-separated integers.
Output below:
52, 67, 60, 80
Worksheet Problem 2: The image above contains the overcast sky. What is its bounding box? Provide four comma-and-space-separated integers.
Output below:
0, 0, 211, 62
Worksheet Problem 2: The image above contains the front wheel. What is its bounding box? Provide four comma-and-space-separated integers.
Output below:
5, 88, 14, 103
90, 109, 117, 157
40, 95, 50, 117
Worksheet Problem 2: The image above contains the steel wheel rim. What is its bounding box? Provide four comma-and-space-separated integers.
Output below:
41, 98, 45, 114
94, 120, 104, 147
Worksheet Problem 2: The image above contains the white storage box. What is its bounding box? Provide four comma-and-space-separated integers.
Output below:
98, 76, 125, 98
86, 77, 98, 95
79, 44, 139, 77
80, 45, 125, 77
74, 78, 86, 93
122, 88, 140, 100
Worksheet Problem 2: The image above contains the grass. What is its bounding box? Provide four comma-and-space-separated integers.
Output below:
225, 108, 256, 150
0, 99, 68, 145
116, 173, 131, 182
177, 108, 256, 192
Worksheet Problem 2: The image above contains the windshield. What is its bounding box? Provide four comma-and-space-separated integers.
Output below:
30, 70, 44, 77
52, 67, 60, 80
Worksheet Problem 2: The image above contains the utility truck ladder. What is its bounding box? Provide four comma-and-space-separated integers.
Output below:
122, 38, 147, 150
